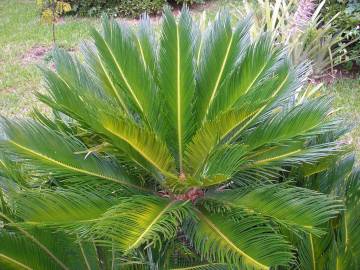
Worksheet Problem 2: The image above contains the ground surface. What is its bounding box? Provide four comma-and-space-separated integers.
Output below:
1, 0, 360, 159
327, 79, 360, 159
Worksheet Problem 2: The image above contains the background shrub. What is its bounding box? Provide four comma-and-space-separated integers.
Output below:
322, 0, 360, 70
173, 0, 204, 4
68, 0, 166, 17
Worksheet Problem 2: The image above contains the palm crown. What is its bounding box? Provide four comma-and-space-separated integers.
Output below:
0, 7, 345, 270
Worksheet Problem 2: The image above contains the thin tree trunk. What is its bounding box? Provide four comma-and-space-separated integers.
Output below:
52, 0, 56, 44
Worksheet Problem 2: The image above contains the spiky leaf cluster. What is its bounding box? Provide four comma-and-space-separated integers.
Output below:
0, 7, 346, 270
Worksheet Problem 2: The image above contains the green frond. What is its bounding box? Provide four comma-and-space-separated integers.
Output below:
88, 195, 193, 252
196, 11, 251, 122
207, 35, 283, 119
0, 153, 28, 188
0, 231, 66, 270
184, 107, 255, 175
344, 167, 360, 207
238, 142, 341, 171
298, 154, 360, 269
205, 184, 342, 235
335, 166, 360, 267
293, 228, 337, 270
197, 140, 340, 188
38, 61, 176, 178
0, 120, 145, 191
297, 233, 318, 270
135, 14, 158, 80
300, 154, 341, 177
98, 113, 177, 178
37, 67, 92, 122
170, 263, 229, 270
242, 97, 335, 150
199, 144, 246, 185
158, 7, 196, 172
51, 47, 92, 92
185, 62, 297, 176
316, 154, 356, 195
90, 16, 157, 123
0, 229, 98, 270
117, 262, 148, 270
225, 60, 299, 142
192, 16, 202, 69
0, 8, 351, 269
341, 206, 360, 263
160, 238, 208, 269
38, 61, 131, 155
80, 42, 132, 115
184, 208, 293, 270
31, 108, 76, 136
13, 188, 115, 226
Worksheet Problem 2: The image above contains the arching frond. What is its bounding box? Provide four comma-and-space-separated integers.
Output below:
12, 188, 115, 226
199, 144, 246, 184
0, 232, 67, 270
297, 233, 318, 270
236, 142, 341, 174
242, 97, 336, 150
0, 120, 145, 191
0, 229, 98, 270
205, 184, 342, 235
88, 196, 193, 252
184, 208, 293, 270
293, 153, 360, 269
339, 206, 360, 266
38, 62, 176, 178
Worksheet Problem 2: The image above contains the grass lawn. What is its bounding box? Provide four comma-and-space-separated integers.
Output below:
1, 0, 360, 159
326, 79, 360, 160
0, 0, 99, 117
0, 0, 237, 117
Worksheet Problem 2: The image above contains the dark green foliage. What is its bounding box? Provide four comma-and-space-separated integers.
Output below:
323, 0, 360, 70
68, 0, 166, 17
0, 7, 353, 270
291, 154, 360, 269
174, 0, 205, 4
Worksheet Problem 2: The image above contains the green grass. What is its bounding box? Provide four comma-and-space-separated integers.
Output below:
325, 79, 360, 161
0, 0, 239, 117
1, 0, 360, 158
0, 0, 99, 117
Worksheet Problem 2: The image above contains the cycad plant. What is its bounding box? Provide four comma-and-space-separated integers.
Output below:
294, 154, 360, 269
0, 7, 347, 270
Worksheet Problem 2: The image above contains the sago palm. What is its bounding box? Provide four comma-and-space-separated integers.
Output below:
291, 152, 360, 269
0, 7, 346, 270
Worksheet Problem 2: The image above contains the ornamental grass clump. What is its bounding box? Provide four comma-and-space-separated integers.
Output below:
0, 7, 345, 270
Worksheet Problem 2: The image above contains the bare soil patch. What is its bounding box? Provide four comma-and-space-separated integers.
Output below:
311, 68, 360, 85
21, 45, 52, 66
1, 87, 17, 94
